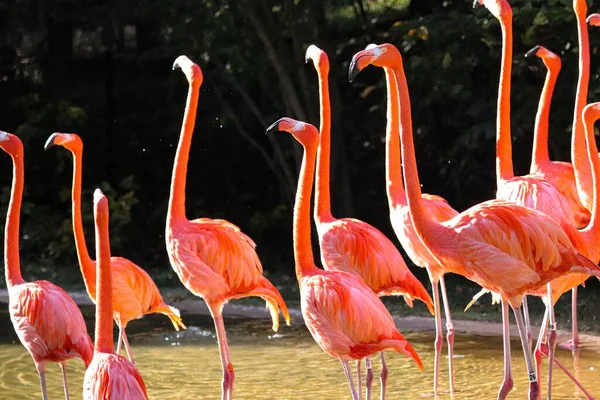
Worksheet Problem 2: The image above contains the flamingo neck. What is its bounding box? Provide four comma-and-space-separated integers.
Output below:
571, 0, 593, 207
314, 63, 333, 224
69, 147, 96, 294
94, 200, 114, 354
4, 145, 25, 288
384, 66, 405, 208
530, 60, 559, 170
391, 61, 435, 244
496, 11, 514, 185
168, 80, 200, 223
581, 114, 600, 254
294, 139, 320, 281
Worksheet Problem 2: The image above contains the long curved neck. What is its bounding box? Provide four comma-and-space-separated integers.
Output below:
4, 146, 25, 288
314, 64, 333, 224
294, 139, 320, 281
69, 148, 96, 292
384, 67, 405, 208
496, 11, 514, 184
572, 0, 593, 207
168, 80, 200, 223
530, 61, 559, 170
581, 114, 600, 251
94, 204, 113, 353
392, 61, 435, 242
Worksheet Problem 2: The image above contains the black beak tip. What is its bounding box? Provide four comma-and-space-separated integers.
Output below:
44, 136, 57, 151
525, 46, 540, 58
472, 0, 480, 8
172, 60, 181, 71
266, 120, 281, 135
348, 61, 360, 83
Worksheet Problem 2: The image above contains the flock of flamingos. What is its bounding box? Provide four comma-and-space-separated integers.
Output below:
4, 0, 600, 399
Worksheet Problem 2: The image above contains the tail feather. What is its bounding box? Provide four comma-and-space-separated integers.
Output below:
243, 276, 291, 331
151, 303, 187, 331
350, 339, 424, 372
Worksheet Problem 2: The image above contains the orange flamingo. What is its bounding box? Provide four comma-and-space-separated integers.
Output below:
305, 44, 433, 398
83, 189, 148, 400
0, 131, 93, 400
349, 45, 460, 395
354, 42, 600, 400
167, 55, 290, 400
267, 117, 423, 400
44, 132, 185, 363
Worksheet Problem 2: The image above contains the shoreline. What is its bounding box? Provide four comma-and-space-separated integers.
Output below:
2, 289, 599, 350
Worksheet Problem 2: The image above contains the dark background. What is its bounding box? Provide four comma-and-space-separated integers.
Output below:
1, 0, 599, 295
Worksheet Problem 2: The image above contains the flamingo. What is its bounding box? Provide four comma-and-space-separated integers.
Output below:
305, 44, 433, 399
44, 132, 185, 363
83, 189, 148, 400
0, 130, 93, 400
352, 42, 600, 400
349, 45, 460, 396
266, 117, 423, 400
166, 55, 290, 400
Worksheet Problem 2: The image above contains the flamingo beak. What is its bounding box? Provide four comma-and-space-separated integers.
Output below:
44, 133, 59, 150
525, 45, 540, 58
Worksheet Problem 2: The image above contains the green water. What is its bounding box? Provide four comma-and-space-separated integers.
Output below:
0, 308, 598, 399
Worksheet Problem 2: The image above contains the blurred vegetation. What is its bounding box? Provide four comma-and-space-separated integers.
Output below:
0, 0, 599, 314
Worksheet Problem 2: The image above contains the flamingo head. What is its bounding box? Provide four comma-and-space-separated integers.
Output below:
93, 188, 109, 212
172, 55, 203, 87
305, 45, 329, 74
472, 0, 512, 20
587, 13, 600, 27
525, 45, 561, 72
348, 43, 401, 82
0, 131, 23, 156
44, 132, 82, 152
582, 102, 600, 126
266, 117, 318, 148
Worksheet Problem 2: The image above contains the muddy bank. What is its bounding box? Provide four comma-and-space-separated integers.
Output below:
1, 289, 599, 350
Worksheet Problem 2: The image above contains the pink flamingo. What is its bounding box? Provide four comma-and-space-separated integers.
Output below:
352, 41, 600, 400
349, 45, 460, 395
305, 44, 433, 399
83, 189, 147, 399
267, 117, 423, 400
0, 130, 93, 400
45, 132, 185, 363
167, 55, 290, 400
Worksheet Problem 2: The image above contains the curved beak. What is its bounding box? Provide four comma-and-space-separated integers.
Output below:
587, 13, 600, 26
525, 45, 540, 58
348, 50, 375, 82
172, 55, 191, 71
472, 0, 481, 8
44, 133, 59, 150
266, 117, 302, 135
266, 119, 282, 135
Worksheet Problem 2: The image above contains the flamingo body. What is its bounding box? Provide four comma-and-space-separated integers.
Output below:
10, 281, 93, 366
300, 270, 423, 367
317, 218, 433, 311
83, 353, 147, 400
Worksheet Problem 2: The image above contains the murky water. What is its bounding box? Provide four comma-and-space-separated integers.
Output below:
0, 307, 598, 399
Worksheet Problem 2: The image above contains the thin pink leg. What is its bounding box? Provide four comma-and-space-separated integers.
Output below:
356, 360, 363, 400
533, 306, 549, 397
522, 296, 533, 352
36, 363, 48, 400
365, 357, 373, 400
538, 346, 594, 399
341, 359, 360, 400
546, 285, 557, 400
380, 352, 388, 400
214, 314, 234, 400
498, 300, 514, 400
121, 329, 135, 364
559, 287, 580, 350
430, 277, 443, 395
59, 362, 70, 400
510, 303, 540, 400
440, 275, 455, 392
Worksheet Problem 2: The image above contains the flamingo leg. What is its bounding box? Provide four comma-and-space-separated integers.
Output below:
341, 359, 360, 400
214, 314, 234, 400
116, 321, 123, 355
546, 284, 557, 400
533, 305, 550, 391
439, 275, 455, 392
538, 346, 594, 399
356, 360, 363, 400
522, 295, 533, 352
36, 364, 48, 400
498, 300, 514, 400
510, 303, 540, 400
430, 277, 443, 395
365, 357, 373, 400
379, 352, 388, 400
59, 362, 70, 400
121, 329, 135, 364
559, 287, 580, 350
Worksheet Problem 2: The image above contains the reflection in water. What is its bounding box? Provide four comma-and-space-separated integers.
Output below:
0, 308, 598, 399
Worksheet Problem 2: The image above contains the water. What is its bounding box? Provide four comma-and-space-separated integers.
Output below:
0, 307, 598, 399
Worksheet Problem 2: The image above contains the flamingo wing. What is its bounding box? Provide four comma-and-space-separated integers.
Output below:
422, 194, 459, 222
319, 218, 433, 312
9, 281, 93, 365
83, 353, 147, 400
